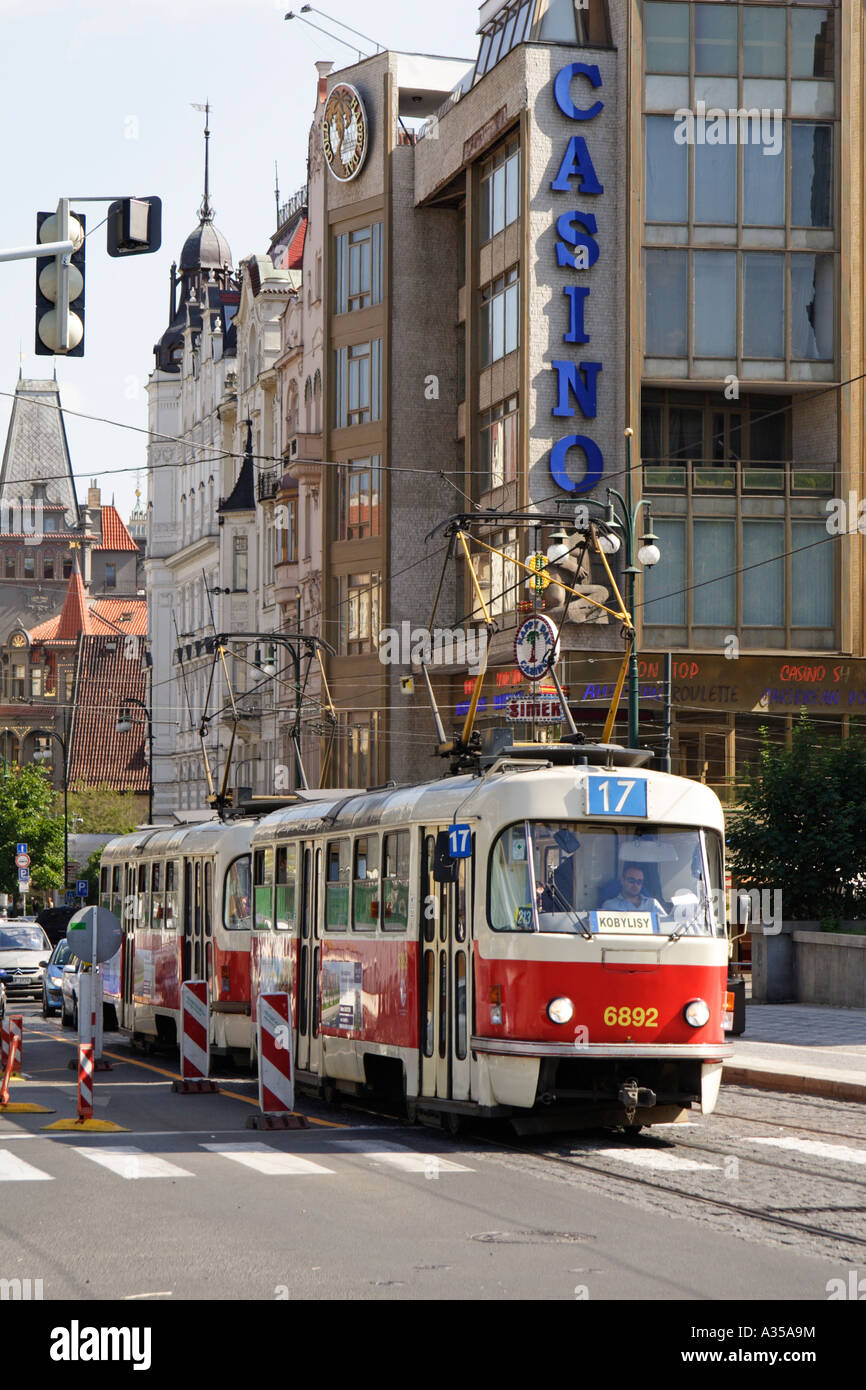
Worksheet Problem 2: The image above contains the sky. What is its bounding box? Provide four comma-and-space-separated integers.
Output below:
0, 0, 477, 523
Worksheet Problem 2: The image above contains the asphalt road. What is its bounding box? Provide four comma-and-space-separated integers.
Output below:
1, 1002, 863, 1307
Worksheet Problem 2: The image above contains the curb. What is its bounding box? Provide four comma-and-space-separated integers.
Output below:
723, 1065, 866, 1104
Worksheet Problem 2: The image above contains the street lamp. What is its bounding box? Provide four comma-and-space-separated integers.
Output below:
115, 697, 153, 825
31, 729, 68, 890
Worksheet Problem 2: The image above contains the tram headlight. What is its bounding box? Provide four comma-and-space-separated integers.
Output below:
547, 996, 574, 1025
683, 998, 710, 1028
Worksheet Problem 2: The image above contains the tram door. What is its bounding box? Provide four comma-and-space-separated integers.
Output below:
295, 843, 322, 1078
419, 829, 472, 1102
121, 861, 137, 1030
182, 857, 205, 984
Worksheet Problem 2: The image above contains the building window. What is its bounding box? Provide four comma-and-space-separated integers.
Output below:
232, 535, 248, 591
264, 522, 275, 591
43, 553, 55, 580
337, 457, 381, 540
474, 528, 519, 621
480, 268, 519, 367
479, 396, 519, 494
645, 249, 834, 365
480, 136, 520, 242
11, 664, 26, 699
62, 554, 73, 579
642, 514, 834, 649
335, 340, 383, 427
23, 553, 35, 580
31, 665, 42, 699
4, 554, 15, 579
337, 572, 380, 655
280, 497, 297, 564
334, 223, 383, 314
475, 0, 611, 81
104, 562, 117, 590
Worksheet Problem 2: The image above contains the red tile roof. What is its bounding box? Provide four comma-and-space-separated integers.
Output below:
281, 216, 306, 271
26, 576, 146, 644
97, 505, 140, 552
67, 636, 149, 793
89, 599, 147, 636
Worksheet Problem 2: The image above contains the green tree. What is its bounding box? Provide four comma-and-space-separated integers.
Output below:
65, 784, 147, 835
0, 765, 65, 902
82, 846, 103, 901
727, 713, 866, 923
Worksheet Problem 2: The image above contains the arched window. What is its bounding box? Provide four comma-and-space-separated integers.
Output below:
304, 376, 313, 433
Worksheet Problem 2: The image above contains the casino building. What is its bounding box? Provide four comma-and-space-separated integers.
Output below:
311, 0, 864, 799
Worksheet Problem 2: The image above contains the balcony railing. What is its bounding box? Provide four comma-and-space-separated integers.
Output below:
643, 459, 835, 495
257, 470, 279, 503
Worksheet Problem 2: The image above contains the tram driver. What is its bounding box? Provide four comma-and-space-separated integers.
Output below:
601, 864, 667, 917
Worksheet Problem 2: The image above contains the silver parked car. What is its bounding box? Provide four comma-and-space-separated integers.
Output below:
0, 923, 53, 1001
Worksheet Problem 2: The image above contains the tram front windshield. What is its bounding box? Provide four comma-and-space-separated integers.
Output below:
489, 821, 725, 936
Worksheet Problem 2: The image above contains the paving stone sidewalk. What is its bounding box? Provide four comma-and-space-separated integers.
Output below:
724, 1002, 866, 1101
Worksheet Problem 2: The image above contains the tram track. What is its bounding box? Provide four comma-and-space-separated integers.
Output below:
712, 1105, 866, 1144
477, 1133, 866, 1253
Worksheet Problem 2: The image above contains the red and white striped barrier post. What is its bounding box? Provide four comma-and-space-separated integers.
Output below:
9, 1016, 22, 1075
0, 1017, 9, 1073
172, 980, 218, 1094
249, 993, 307, 1130
0, 1034, 19, 1105
77, 1043, 94, 1121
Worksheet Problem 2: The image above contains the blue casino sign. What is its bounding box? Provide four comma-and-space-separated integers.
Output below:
548, 61, 606, 495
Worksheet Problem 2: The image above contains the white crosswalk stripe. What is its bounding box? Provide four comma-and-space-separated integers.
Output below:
201, 1143, 334, 1175
329, 1139, 474, 1173
749, 1137, 866, 1166
0, 1148, 53, 1182
73, 1147, 194, 1180
587, 1148, 718, 1173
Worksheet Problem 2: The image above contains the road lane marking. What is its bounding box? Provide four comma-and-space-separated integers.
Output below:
749, 1137, 866, 1165
0, 1148, 53, 1181
329, 1140, 474, 1173
586, 1148, 718, 1173
73, 1146, 194, 1180
201, 1142, 334, 1175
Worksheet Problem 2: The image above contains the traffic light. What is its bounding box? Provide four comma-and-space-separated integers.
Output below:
106, 196, 162, 257
35, 205, 86, 356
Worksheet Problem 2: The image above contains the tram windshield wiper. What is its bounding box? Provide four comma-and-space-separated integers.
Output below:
541, 880, 593, 940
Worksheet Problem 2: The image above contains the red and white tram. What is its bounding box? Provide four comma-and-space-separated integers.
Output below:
99, 820, 255, 1056
246, 743, 734, 1131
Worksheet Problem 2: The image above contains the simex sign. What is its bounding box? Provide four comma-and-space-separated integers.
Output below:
548, 61, 606, 496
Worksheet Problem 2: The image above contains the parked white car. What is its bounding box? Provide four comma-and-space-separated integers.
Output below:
0, 922, 53, 1002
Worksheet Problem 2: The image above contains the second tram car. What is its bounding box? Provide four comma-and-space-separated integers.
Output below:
100, 820, 255, 1054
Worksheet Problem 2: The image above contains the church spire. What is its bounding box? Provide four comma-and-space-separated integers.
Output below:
192, 101, 214, 223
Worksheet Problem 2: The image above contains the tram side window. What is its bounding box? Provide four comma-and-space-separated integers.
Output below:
325, 839, 351, 930
151, 861, 164, 928
204, 861, 213, 937
275, 844, 297, 931
224, 856, 252, 931
382, 831, 410, 931
110, 864, 122, 918
164, 860, 178, 930
137, 863, 149, 933
352, 835, 379, 930
253, 847, 274, 931
100, 866, 109, 902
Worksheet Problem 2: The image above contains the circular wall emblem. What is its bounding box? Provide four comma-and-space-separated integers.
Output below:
514, 615, 559, 682
323, 83, 369, 182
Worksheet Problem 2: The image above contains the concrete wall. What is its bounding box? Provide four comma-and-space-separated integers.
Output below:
750, 923, 866, 1006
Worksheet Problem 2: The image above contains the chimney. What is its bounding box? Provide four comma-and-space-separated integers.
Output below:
316, 60, 334, 104
87, 479, 101, 509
